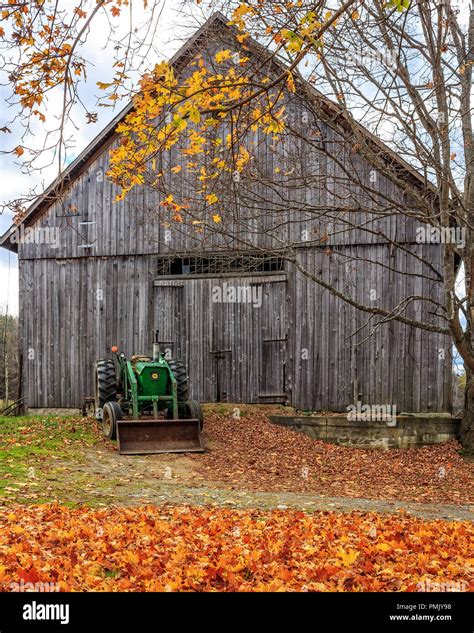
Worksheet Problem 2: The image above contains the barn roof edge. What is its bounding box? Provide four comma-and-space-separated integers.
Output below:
0, 10, 435, 253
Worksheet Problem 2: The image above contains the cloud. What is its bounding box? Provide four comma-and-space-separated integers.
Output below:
0, 254, 19, 316
0, 2, 212, 314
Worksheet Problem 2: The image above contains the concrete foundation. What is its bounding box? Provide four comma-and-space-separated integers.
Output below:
269, 413, 460, 449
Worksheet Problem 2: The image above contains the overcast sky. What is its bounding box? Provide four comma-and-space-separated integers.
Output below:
0, 1, 216, 315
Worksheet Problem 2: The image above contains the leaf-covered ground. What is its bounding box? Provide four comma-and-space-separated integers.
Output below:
0, 408, 473, 508
194, 407, 473, 505
0, 505, 472, 592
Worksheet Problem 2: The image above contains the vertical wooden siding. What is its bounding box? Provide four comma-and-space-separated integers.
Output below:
19, 246, 451, 412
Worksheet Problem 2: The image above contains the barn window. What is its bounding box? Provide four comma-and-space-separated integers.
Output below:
156, 254, 284, 276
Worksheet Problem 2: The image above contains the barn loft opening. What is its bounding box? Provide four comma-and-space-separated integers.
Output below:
155, 253, 285, 277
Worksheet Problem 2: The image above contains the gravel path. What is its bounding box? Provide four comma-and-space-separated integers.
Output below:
122, 481, 474, 521
21, 446, 472, 522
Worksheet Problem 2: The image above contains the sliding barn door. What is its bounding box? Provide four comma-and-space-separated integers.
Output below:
153, 275, 288, 404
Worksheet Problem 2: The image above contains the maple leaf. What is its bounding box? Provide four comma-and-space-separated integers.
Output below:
161, 194, 174, 206
286, 72, 296, 93
74, 7, 87, 19
206, 193, 218, 205
13, 145, 24, 157
18, 567, 40, 584
188, 107, 200, 124
212, 214, 222, 224
215, 50, 232, 64
111, 6, 121, 17
376, 542, 391, 552
338, 548, 359, 567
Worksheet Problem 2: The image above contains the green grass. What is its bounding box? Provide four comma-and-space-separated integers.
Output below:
0, 414, 101, 500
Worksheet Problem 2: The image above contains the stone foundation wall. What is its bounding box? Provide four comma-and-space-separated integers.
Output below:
269, 414, 460, 449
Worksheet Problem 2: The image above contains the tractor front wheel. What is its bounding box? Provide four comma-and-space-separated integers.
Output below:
102, 401, 122, 440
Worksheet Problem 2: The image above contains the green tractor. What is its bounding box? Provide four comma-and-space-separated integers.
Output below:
95, 332, 204, 454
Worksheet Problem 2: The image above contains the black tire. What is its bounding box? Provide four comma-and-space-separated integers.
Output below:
165, 398, 204, 431
95, 359, 117, 411
102, 401, 122, 440
180, 399, 204, 432
167, 359, 189, 401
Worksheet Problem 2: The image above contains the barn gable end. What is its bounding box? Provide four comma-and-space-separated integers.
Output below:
2, 13, 451, 412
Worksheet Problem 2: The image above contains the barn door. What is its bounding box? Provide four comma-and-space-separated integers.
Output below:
256, 278, 288, 403
153, 281, 185, 360
209, 296, 233, 402
206, 275, 288, 404
153, 275, 288, 404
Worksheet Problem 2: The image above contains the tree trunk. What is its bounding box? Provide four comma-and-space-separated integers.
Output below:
4, 348, 8, 405
460, 369, 474, 453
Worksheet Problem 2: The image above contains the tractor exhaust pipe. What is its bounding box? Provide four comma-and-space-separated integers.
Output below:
152, 329, 160, 361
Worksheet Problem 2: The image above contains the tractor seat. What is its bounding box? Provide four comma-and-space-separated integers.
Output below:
131, 355, 152, 363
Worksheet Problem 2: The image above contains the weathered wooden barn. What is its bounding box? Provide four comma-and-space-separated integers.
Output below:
1, 13, 452, 413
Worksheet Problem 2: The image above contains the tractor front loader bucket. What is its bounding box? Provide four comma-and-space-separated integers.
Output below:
116, 419, 204, 455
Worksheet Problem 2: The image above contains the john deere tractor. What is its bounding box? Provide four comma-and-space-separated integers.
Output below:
95, 332, 204, 455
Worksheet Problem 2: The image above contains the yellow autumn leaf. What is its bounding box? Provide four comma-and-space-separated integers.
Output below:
171, 165, 182, 174
232, 3, 253, 19
215, 50, 232, 64
189, 106, 200, 123
212, 214, 222, 223
376, 542, 391, 552
338, 548, 359, 566
206, 194, 219, 205
172, 115, 187, 131
287, 72, 296, 93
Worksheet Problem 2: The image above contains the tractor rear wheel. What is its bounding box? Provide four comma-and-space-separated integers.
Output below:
102, 401, 122, 440
95, 359, 117, 414
165, 398, 204, 431
167, 359, 189, 401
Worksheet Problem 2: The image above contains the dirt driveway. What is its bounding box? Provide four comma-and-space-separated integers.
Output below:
2, 405, 472, 521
